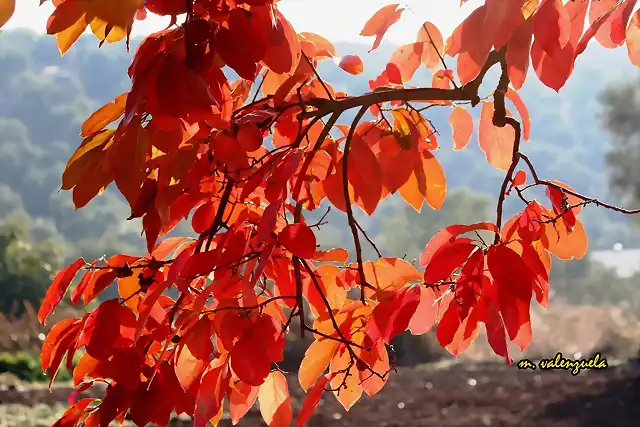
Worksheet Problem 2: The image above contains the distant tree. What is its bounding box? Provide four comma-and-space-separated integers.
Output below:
0, 213, 65, 316
376, 187, 493, 261
599, 75, 640, 212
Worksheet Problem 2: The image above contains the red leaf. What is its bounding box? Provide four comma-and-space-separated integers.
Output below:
419, 222, 498, 267
486, 245, 535, 343
280, 223, 317, 259
338, 55, 364, 75
506, 169, 527, 195
506, 19, 534, 90
296, 376, 328, 427
483, 294, 512, 365
447, 5, 492, 84
365, 286, 421, 344
82, 300, 136, 361
194, 361, 230, 427
176, 317, 214, 391
424, 238, 477, 284
546, 184, 577, 232
360, 4, 405, 52
575, 0, 626, 58
39, 257, 86, 325
530, 0, 589, 91
533, 0, 571, 57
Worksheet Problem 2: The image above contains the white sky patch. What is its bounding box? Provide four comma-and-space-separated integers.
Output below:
5, 0, 481, 45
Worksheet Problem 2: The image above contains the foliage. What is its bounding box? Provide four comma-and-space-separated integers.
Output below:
2, 1, 640, 426
0, 214, 64, 316
0, 350, 76, 383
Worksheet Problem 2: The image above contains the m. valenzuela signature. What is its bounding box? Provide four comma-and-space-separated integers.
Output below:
517, 352, 608, 375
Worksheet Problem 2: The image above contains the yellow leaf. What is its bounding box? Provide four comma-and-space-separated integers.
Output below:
0, 0, 15, 29
56, 13, 89, 56
76, 0, 142, 30
89, 17, 127, 43
258, 371, 292, 427
62, 130, 115, 190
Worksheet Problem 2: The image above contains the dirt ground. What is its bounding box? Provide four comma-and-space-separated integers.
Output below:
1, 359, 638, 427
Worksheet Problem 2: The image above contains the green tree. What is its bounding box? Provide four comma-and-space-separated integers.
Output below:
0, 213, 65, 315
375, 187, 493, 262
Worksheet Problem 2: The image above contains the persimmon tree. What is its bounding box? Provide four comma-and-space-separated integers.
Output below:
3, 0, 640, 425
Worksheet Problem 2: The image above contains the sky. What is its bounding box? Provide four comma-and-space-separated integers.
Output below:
4, 0, 482, 45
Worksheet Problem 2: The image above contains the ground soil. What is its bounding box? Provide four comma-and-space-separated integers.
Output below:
1, 359, 638, 427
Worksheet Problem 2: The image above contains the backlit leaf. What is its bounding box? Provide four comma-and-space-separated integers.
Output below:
258, 371, 292, 427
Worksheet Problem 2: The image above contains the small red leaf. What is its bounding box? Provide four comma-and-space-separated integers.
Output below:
280, 223, 317, 259
38, 257, 86, 325
338, 55, 364, 75
365, 286, 421, 344
296, 376, 328, 427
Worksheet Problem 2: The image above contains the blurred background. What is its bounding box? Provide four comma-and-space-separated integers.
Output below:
0, 22, 639, 426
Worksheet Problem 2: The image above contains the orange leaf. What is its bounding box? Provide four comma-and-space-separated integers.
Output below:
258, 371, 293, 427
300, 32, 336, 59
82, 93, 128, 137
0, 0, 15, 29
398, 150, 446, 213
388, 43, 422, 82
338, 55, 364, 75
626, 10, 640, 65
280, 223, 317, 259
478, 102, 515, 171
329, 347, 363, 410
229, 382, 259, 425
38, 258, 86, 325
175, 317, 214, 391
360, 3, 405, 52
259, 7, 301, 75
416, 21, 444, 71
76, 0, 142, 30
541, 216, 588, 260
298, 338, 339, 391
449, 107, 473, 151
